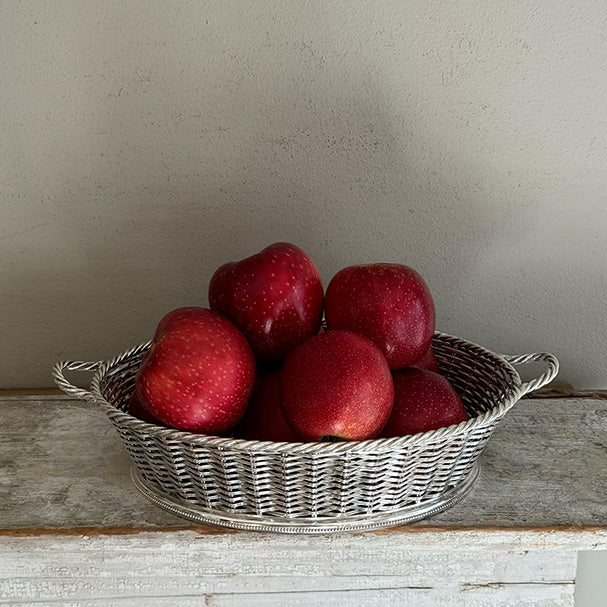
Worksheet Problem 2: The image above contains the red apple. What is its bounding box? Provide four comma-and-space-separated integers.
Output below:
380, 368, 468, 437
280, 330, 394, 441
410, 346, 439, 373
135, 307, 256, 433
127, 392, 164, 425
208, 242, 324, 361
235, 369, 297, 442
325, 263, 435, 370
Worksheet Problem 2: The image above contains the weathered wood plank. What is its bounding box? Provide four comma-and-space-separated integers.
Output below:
528, 381, 607, 400
190, 585, 573, 607
1, 397, 605, 532
1, 530, 595, 580
0, 530, 586, 605
2, 396, 605, 607
0, 586, 576, 607
0, 388, 65, 398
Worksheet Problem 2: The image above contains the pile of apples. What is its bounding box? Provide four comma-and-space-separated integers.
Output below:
130, 243, 468, 442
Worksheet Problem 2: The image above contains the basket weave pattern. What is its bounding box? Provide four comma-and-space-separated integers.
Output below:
79, 333, 526, 524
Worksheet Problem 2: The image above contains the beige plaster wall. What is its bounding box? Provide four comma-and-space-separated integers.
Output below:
2, 1, 606, 388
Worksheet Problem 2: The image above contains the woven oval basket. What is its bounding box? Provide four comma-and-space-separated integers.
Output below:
53, 332, 558, 533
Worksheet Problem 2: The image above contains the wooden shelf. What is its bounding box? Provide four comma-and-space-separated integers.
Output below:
2, 395, 606, 606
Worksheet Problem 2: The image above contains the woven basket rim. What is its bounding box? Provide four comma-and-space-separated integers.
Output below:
88, 331, 523, 454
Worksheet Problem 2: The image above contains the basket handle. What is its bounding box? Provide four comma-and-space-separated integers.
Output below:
52, 359, 103, 402
500, 352, 559, 397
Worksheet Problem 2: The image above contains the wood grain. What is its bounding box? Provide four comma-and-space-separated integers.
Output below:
2, 397, 605, 532
1, 529, 593, 606
0, 388, 67, 399
2, 396, 606, 606
529, 381, 607, 400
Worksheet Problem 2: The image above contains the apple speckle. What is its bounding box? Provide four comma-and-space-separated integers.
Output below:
134, 307, 256, 434
281, 330, 394, 442
325, 263, 435, 370
208, 243, 324, 361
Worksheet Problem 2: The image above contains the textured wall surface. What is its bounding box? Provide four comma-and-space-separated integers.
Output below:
2, 0, 606, 388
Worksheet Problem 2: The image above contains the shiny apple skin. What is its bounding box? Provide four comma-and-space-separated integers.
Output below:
325, 263, 435, 370
208, 242, 324, 361
135, 307, 256, 433
280, 330, 394, 442
380, 368, 468, 437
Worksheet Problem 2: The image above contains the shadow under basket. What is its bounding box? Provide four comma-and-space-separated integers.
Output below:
53, 332, 558, 534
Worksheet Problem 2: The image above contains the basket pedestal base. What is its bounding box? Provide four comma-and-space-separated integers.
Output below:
131, 463, 480, 534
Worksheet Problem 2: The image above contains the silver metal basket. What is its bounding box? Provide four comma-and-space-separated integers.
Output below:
53, 332, 558, 534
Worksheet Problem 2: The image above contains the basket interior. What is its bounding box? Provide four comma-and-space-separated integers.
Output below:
93, 333, 521, 522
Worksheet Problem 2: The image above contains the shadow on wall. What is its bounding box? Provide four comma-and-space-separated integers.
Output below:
5, 10, 534, 387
